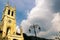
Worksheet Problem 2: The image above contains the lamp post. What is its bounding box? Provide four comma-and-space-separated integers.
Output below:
29, 24, 41, 40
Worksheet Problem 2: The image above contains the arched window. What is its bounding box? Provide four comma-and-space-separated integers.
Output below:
8, 10, 10, 15
11, 11, 14, 16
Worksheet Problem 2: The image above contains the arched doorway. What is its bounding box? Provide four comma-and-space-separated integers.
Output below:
6, 27, 11, 35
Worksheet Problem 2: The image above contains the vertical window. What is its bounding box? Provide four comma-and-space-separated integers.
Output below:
8, 10, 10, 15
11, 11, 14, 16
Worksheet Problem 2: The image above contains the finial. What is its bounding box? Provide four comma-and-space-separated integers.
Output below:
6, 0, 9, 6
13, 2, 16, 10
20, 26, 23, 34
14, 5, 16, 10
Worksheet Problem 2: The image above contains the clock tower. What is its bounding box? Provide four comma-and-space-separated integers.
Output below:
2, 3, 16, 38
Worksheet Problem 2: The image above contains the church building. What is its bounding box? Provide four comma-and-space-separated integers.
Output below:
0, 1, 24, 40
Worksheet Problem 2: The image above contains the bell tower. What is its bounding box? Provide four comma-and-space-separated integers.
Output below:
2, 2, 16, 38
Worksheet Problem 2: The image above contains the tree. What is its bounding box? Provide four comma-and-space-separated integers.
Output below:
29, 24, 41, 40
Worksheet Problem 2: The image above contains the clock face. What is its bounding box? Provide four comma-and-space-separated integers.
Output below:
8, 20, 11, 23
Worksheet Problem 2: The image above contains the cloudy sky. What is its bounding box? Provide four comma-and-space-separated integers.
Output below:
0, 0, 60, 39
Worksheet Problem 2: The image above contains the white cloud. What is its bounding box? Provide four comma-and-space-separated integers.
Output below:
51, 13, 60, 32
20, 0, 60, 39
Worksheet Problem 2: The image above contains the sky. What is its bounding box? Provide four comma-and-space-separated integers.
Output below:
0, 0, 60, 39
0, 0, 35, 25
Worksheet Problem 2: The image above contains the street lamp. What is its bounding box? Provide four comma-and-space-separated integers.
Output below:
29, 24, 41, 40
